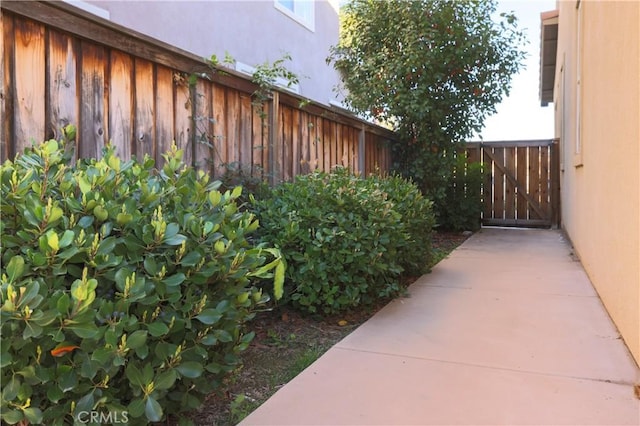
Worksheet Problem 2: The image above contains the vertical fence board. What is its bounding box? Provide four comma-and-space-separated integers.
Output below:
48, 31, 78, 146
154, 65, 174, 164
504, 147, 516, 220
299, 111, 310, 174
492, 147, 504, 219
483, 147, 493, 219
79, 41, 106, 159
259, 102, 270, 178
528, 147, 540, 219
109, 51, 133, 158
540, 145, 550, 219
227, 89, 241, 168
516, 146, 528, 220
239, 93, 252, 171
291, 108, 300, 178
321, 118, 330, 172
133, 58, 154, 160
2, 11, 14, 159
174, 74, 192, 166
212, 84, 227, 177
251, 101, 265, 178
194, 80, 212, 172
14, 18, 45, 151
281, 105, 292, 181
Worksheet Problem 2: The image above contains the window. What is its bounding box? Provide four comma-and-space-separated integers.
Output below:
235, 61, 301, 95
275, 0, 315, 31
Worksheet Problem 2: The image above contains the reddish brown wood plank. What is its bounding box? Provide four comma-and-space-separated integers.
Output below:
47, 30, 78, 150
482, 146, 493, 220
259, 102, 269, 178
322, 118, 332, 172
528, 146, 540, 219
226, 89, 241, 169
133, 58, 154, 161
291, 108, 300, 178
299, 111, 310, 174
516, 146, 528, 220
194, 79, 212, 173
311, 115, 320, 171
281, 105, 293, 181
154, 65, 174, 165
251, 97, 265, 178
109, 50, 133, 159
14, 18, 45, 151
239, 92, 252, 172
79, 41, 106, 159
539, 145, 550, 219
504, 146, 516, 220
492, 147, 505, 220
173, 72, 192, 166
2, 11, 15, 160
211, 84, 227, 178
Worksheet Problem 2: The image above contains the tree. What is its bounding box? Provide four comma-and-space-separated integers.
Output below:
328, 0, 526, 226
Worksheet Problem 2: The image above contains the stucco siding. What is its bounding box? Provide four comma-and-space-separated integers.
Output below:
555, 0, 640, 364
86, 1, 342, 106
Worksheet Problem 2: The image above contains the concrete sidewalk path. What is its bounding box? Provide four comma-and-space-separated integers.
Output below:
240, 228, 640, 425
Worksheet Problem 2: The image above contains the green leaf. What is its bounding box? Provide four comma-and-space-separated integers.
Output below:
22, 407, 42, 424
125, 364, 145, 387
46, 230, 59, 251
1, 409, 23, 424
126, 330, 148, 350
194, 308, 222, 325
274, 261, 285, 300
2, 376, 20, 401
128, 398, 145, 418
154, 369, 177, 390
58, 369, 77, 392
162, 273, 186, 287
58, 230, 75, 248
21, 408, 43, 425
208, 190, 222, 207
231, 185, 242, 199
147, 322, 169, 337
145, 396, 163, 422
180, 251, 202, 267
6, 256, 25, 282
176, 361, 203, 378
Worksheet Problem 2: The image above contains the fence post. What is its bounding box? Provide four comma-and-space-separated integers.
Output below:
268, 90, 281, 185
358, 125, 365, 176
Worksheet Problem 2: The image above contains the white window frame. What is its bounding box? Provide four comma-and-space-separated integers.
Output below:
235, 61, 301, 95
274, 0, 315, 32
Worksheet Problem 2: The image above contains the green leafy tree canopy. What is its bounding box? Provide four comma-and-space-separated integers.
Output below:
328, 0, 527, 200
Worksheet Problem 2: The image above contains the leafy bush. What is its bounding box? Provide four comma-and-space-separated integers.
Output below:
375, 175, 435, 276
253, 168, 434, 315
435, 154, 484, 231
0, 138, 284, 425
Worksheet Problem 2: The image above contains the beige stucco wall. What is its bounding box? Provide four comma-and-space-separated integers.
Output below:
554, 0, 640, 365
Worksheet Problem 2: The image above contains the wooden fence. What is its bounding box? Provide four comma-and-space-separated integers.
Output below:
465, 140, 560, 228
1, 1, 394, 183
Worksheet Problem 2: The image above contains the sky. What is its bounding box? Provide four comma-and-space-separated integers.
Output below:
475, 0, 556, 142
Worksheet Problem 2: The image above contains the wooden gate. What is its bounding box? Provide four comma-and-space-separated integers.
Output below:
466, 139, 560, 228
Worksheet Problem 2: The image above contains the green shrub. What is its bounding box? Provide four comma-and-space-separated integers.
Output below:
375, 175, 435, 276
253, 168, 434, 315
435, 154, 484, 232
0, 138, 284, 425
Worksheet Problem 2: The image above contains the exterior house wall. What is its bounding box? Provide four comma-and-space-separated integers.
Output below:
85, 0, 342, 106
553, 0, 640, 364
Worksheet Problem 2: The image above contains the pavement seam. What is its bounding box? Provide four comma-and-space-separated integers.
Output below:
332, 346, 638, 387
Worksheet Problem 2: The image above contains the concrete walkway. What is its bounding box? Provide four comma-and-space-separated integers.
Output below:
240, 228, 640, 425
